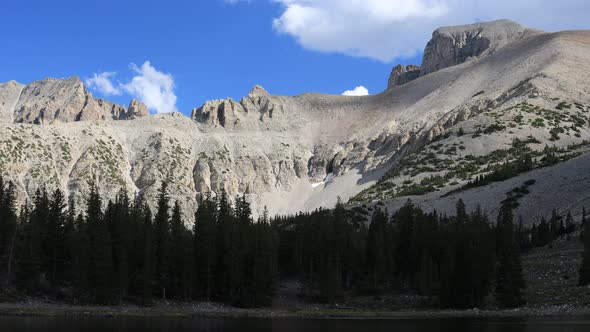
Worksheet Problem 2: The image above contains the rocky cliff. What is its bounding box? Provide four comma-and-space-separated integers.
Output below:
388, 20, 537, 87
387, 65, 421, 88
1, 20, 590, 222
0, 76, 148, 124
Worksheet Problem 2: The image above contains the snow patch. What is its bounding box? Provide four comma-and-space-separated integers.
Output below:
312, 173, 335, 188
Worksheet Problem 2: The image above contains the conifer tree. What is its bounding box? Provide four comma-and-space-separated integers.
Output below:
85, 185, 113, 304
140, 203, 154, 304
61, 201, 77, 286
194, 194, 217, 301
47, 188, 67, 284
495, 202, 526, 308
366, 208, 390, 290
240, 204, 277, 307
455, 199, 468, 224
169, 201, 193, 300
71, 212, 89, 293
216, 189, 234, 300
231, 194, 251, 303
394, 200, 418, 288
153, 181, 171, 299
17, 188, 49, 291
549, 208, 562, 238
565, 211, 576, 234
0, 179, 18, 285
106, 190, 132, 303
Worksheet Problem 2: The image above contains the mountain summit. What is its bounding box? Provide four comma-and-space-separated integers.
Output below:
388, 19, 535, 88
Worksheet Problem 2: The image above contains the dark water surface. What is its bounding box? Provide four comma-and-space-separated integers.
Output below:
0, 316, 589, 331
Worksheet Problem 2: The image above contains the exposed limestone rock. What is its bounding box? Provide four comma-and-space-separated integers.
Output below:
0, 80, 24, 123
96, 98, 127, 120
125, 99, 149, 119
388, 64, 421, 88
192, 98, 244, 128
192, 85, 283, 128
420, 19, 532, 76
0, 76, 148, 124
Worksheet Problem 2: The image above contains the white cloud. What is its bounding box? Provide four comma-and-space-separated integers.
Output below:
121, 61, 178, 114
87, 61, 178, 114
85, 72, 121, 96
342, 86, 369, 96
271, 0, 590, 62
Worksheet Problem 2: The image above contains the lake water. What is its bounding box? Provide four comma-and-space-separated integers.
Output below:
0, 316, 589, 331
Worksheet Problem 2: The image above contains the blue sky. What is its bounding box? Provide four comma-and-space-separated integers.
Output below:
1, 0, 588, 115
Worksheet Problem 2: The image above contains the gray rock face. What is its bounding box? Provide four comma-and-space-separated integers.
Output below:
0, 81, 24, 123
387, 20, 534, 89
191, 85, 280, 129
387, 64, 421, 88
125, 99, 150, 119
0, 76, 148, 124
421, 19, 531, 76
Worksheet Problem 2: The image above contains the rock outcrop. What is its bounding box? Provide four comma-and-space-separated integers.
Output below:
191, 85, 281, 129
0, 76, 148, 124
420, 19, 531, 76
0, 80, 24, 123
125, 99, 150, 119
387, 64, 421, 88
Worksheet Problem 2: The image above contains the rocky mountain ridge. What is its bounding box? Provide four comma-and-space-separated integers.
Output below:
0, 76, 148, 124
1, 20, 590, 222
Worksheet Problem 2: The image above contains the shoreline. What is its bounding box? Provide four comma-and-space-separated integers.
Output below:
0, 302, 589, 319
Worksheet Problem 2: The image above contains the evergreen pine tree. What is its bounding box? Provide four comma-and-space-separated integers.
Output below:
169, 201, 193, 300
455, 199, 468, 224
85, 185, 113, 304
216, 189, 234, 300
140, 203, 154, 305
106, 190, 132, 303
17, 188, 49, 291
495, 202, 526, 308
565, 211, 575, 234
194, 194, 217, 301
549, 209, 561, 239
0, 179, 18, 285
47, 188, 68, 284
153, 181, 171, 299
366, 208, 389, 290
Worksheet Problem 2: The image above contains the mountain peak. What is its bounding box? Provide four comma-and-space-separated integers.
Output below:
421, 19, 531, 76
249, 84, 269, 98
387, 19, 535, 88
